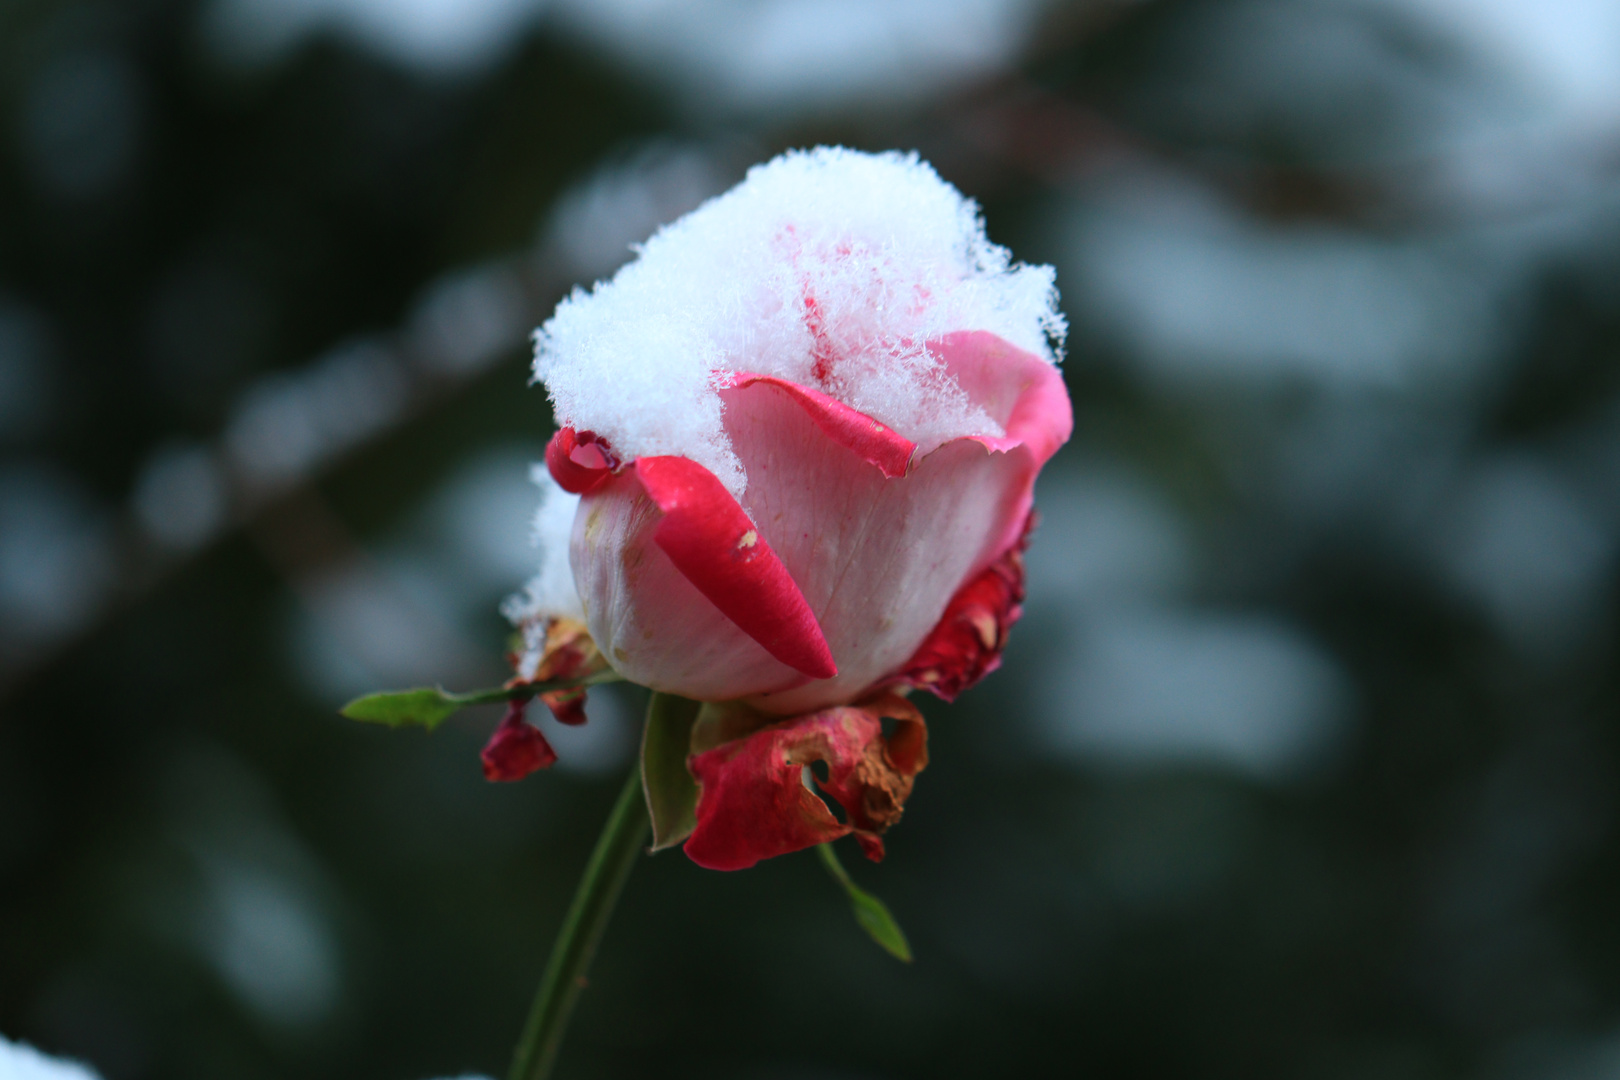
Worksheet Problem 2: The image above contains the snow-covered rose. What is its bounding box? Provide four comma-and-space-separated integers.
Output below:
503, 148, 1070, 867
511, 147, 1070, 712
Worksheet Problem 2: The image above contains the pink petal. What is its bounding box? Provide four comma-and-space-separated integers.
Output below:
723, 372, 916, 478
930, 331, 1073, 465
930, 330, 1073, 563
720, 349, 1062, 714
635, 456, 837, 680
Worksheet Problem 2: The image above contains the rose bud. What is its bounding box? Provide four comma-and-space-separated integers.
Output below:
511, 147, 1071, 716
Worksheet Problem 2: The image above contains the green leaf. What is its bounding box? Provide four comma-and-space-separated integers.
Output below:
340, 672, 622, 732
640, 692, 702, 851
815, 842, 913, 962
340, 687, 468, 730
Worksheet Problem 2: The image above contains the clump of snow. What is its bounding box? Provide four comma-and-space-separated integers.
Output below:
501, 467, 585, 643
0, 1034, 101, 1080
533, 146, 1065, 496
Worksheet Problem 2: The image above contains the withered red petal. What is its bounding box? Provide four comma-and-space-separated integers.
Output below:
480, 701, 558, 781
684, 727, 850, 871
683, 700, 927, 871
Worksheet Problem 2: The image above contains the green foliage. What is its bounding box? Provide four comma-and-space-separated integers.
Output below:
640, 693, 702, 851
815, 842, 913, 963
341, 687, 476, 730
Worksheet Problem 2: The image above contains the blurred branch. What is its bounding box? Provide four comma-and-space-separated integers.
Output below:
0, 245, 573, 702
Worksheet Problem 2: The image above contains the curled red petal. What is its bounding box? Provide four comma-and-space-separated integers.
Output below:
480, 700, 558, 781
724, 372, 915, 478
545, 427, 618, 495
683, 694, 927, 871
895, 510, 1032, 701
634, 455, 836, 680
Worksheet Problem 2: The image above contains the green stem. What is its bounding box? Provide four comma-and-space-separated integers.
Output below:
815, 840, 854, 889
815, 841, 913, 962
507, 748, 650, 1080
450, 669, 622, 707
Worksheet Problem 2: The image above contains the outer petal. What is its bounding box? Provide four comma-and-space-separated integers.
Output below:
572, 468, 832, 700
683, 693, 927, 871
930, 330, 1072, 564
506, 615, 607, 727
896, 510, 1031, 701
635, 456, 835, 679
931, 331, 1073, 465
723, 372, 915, 478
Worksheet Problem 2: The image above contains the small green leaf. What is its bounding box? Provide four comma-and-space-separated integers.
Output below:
340, 687, 466, 730
340, 672, 623, 732
815, 842, 913, 962
641, 692, 702, 851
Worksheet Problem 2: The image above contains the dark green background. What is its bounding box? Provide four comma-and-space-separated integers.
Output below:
4, 1, 1620, 1077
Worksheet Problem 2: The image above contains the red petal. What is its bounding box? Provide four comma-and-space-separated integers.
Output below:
540, 687, 589, 726
723, 372, 916, 478
480, 700, 558, 781
545, 427, 618, 495
896, 510, 1032, 701
683, 719, 852, 871
634, 455, 837, 680
683, 694, 927, 871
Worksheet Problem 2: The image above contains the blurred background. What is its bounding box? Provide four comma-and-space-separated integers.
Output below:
4, 0, 1620, 1076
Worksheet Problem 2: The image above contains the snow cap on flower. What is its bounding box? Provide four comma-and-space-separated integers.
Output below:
533, 146, 1066, 497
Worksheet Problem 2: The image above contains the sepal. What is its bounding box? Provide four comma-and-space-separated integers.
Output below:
640, 692, 702, 851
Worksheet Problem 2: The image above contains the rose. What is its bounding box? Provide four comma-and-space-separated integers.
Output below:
503, 147, 1071, 869
550, 331, 1069, 712
546, 331, 1067, 869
